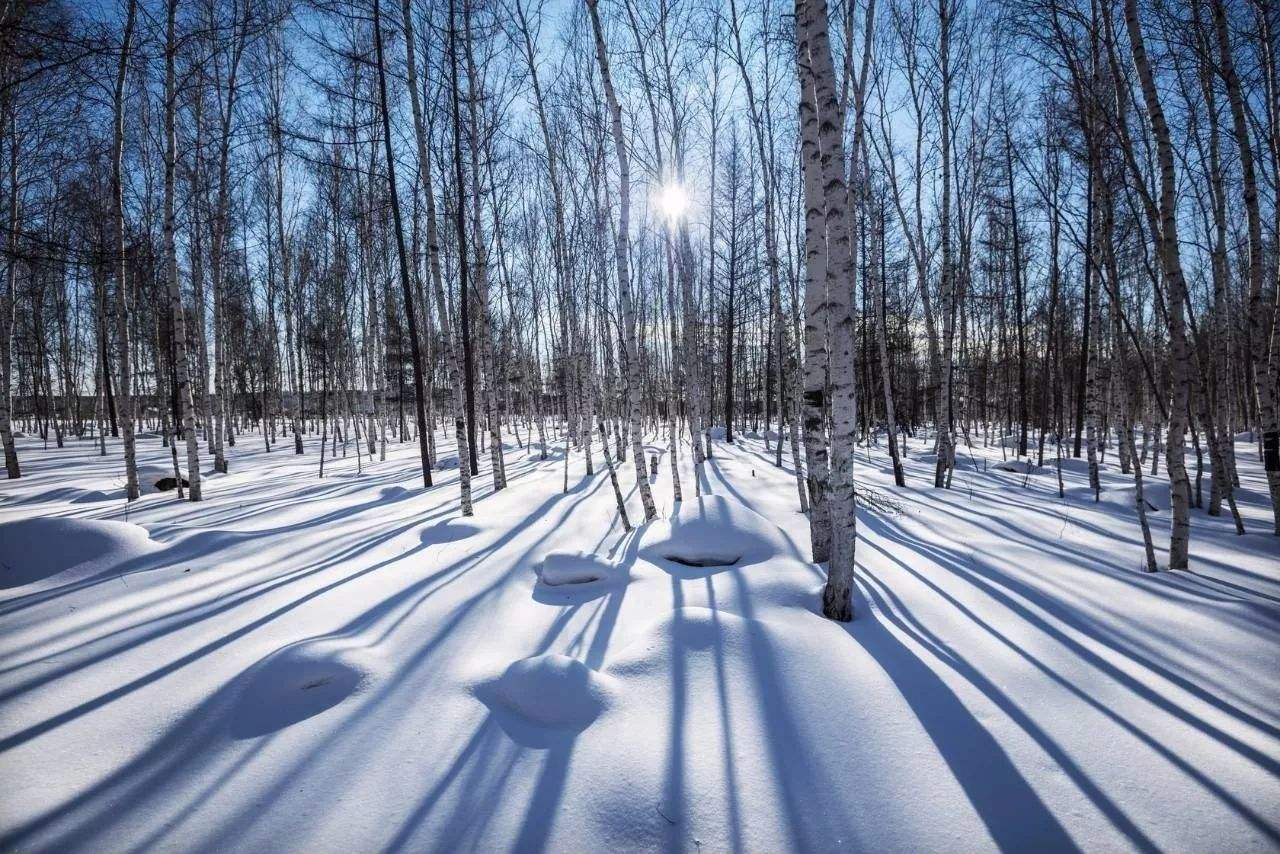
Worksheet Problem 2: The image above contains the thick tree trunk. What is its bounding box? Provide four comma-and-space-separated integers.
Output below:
798, 0, 859, 620
796, 9, 832, 564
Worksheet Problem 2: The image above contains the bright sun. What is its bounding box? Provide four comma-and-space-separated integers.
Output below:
655, 182, 690, 220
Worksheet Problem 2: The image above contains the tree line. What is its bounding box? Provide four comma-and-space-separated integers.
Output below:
1, 0, 1276, 620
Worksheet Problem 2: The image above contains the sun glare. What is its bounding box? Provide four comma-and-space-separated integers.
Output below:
655, 182, 690, 221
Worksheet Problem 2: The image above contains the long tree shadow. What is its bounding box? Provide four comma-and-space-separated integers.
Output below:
854, 561, 1141, 851
380, 529, 640, 852
0, 439, 577, 691
704, 579, 745, 854
723, 567, 851, 851
4, 476, 610, 850
859, 516, 1280, 845
872, 514, 1280, 755
195, 475, 615, 847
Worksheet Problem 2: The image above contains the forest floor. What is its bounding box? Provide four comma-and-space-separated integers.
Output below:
1, 423, 1277, 852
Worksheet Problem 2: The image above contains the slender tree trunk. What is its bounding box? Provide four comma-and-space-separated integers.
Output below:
373, 0, 432, 489
874, 199, 904, 486
402, 0, 471, 514
1211, 0, 1280, 533
1124, 0, 1193, 568
165, 0, 201, 501
1, 100, 20, 479
587, 0, 657, 523
600, 419, 630, 531
934, 0, 955, 488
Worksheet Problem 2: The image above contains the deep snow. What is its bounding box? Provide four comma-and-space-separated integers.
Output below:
0, 426, 1277, 852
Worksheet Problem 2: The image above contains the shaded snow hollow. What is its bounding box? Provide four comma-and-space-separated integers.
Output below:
537, 551, 620, 586
638, 494, 789, 573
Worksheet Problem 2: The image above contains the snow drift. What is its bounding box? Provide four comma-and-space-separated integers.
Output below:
0, 516, 158, 589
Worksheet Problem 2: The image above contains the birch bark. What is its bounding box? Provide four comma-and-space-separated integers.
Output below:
586, 0, 657, 522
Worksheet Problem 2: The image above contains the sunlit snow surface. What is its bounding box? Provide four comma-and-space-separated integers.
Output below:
1, 428, 1277, 852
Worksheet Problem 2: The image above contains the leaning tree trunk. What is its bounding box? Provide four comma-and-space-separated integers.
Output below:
373, 0, 432, 490
1099, 177, 1157, 572
587, 0, 657, 523
1211, 0, 1280, 533
1124, 0, 1192, 568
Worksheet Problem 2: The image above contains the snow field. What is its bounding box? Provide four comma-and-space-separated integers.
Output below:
0, 427, 1276, 852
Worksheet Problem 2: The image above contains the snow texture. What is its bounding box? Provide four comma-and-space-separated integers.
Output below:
0, 429, 1277, 853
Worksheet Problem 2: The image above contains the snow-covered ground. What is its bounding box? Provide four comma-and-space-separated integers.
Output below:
1, 427, 1277, 852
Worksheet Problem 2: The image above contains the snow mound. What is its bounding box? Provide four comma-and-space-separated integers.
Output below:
607, 607, 749, 679
421, 520, 480, 543
1072, 481, 1171, 512
707, 425, 727, 440
0, 517, 158, 589
475, 654, 611, 731
228, 640, 376, 739
994, 459, 1039, 474
1054, 456, 1106, 474
639, 495, 786, 573
133, 463, 189, 494
538, 551, 619, 586
1234, 430, 1254, 443
1100, 481, 1171, 512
